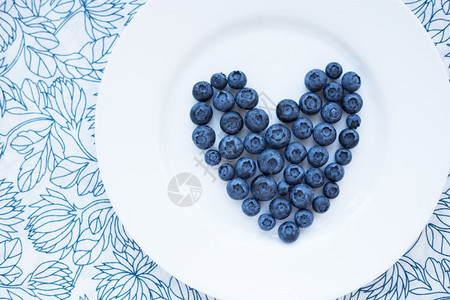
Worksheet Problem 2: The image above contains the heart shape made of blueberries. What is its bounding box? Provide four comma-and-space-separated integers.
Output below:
190, 63, 362, 243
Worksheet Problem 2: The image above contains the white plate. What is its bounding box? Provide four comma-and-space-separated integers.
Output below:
96, 0, 450, 299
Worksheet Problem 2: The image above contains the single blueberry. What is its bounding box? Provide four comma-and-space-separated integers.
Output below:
342, 93, 363, 114
213, 90, 235, 112
312, 195, 330, 213
292, 117, 314, 139
226, 178, 249, 200
235, 157, 257, 179
192, 81, 213, 102
323, 81, 344, 102
324, 163, 345, 182
218, 135, 244, 159
290, 183, 314, 209
270, 198, 292, 220
321, 102, 342, 124
313, 123, 337, 146
244, 108, 269, 133
258, 213, 276, 231
284, 164, 305, 185
190, 102, 213, 125
210, 73, 227, 89
299, 92, 322, 115
325, 62, 343, 79
307, 146, 329, 168
342, 71, 361, 92
277, 181, 290, 196
284, 142, 307, 164
304, 69, 327, 92
339, 129, 359, 149
218, 163, 236, 181
347, 114, 361, 129
305, 168, 325, 188
244, 133, 266, 154
257, 149, 285, 175
251, 175, 278, 201
242, 198, 261, 217
276, 99, 300, 123
265, 124, 291, 149
220, 111, 243, 135
192, 126, 215, 150
323, 182, 340, 199
294, 209, 314, 228
228, 70, 247, 89
335, 148, 352, 165
278, 221, 300, 243
236, 88, 259, 110
204, 149, 221, 166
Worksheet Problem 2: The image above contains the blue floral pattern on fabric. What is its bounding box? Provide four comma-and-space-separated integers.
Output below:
0, 0, 448, 298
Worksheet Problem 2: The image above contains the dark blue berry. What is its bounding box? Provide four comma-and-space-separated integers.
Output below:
277, 181, 290, 196
220, 111, 243, 135
244, 108, 269, 133
278, 221, 300, 243
213, 90, 235, 112
210, 73, 227, 89
190, 102, 213, 125
323, 182, 339, 199
204, 149, 221, 166
323, 81, 344, 102
192, 126, 215, 150
218, 135, 244, 159
236, 88, 258, 110
284, 142, 307, 164
313, 123, 336, 146
218, 163, 235, 181
312, 195, 330, 213
290, 183, 314, 209
242, 198, 260, 217
270, 198, 292, 220
321, 102, 342, 124
294, 209, 314, 228
235, 157, 257, 179
258, 213, 276, 231
276, 99, 300, 123
324, 163, 345, 182
339, 129, 359, 149
292, 117, 313, 139
335, 148, 352, 165
342, 93, 363, 114
257, 149, 285, 175
307, 146, 329, 168
325, 62, 343, 79
305, 168, 325, 188
304, 69, 327, 92
226, 178, 249, 200
342, 71, 361, 92
192, 81, 213, 102
228, 71, 247, 89
347, 114, 361, 129
284, 164, 305, 185
299, 92, 322, 115
265, 124, 291, 149
244, 133, 266, 154
251, 175, 278, 201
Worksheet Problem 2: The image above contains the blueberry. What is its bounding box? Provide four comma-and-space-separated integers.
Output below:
210, 73, 227, 89
304, 69, 327, 92
294, 209, 314, 228
323, 182, 340, 199
312, 123, 336, 147
307, 146, 329, 168
324, 163, 345, 182
341, 71, 361, 92
204, 149, 221, 166
213, 90, 235, 112
323, 82, 344, 102
299, 92, 322, 115
218, 135, 244, 159
244, 133, 266, 154
342, 93, 363, 114
321, 102, 342, 124
284, 164, 305, 185
220, 111, 243, 135
270, 198, 292, 220
265, 124, 291, 149
258, 213, 276, 231
305, 168, 325, 188
257, 149, 285, 175
251, 175, 278, 201
244, 108, 269, 133
276, 99, 300, 123
290, 183, 314, 209
347, 114, 361, 129
284, 142, 307, 164
236, 88, 259, 110
228, 71, 247, 89
312, 195, 330, 213
242, 198, 260, 217
335, 148, 352, 165
278, 221, 300, 243
325, 62, 343, 79
339, 129, 359, 149
192, 126, 215, 150
235, 157, 257, 179
192, 81, 213, 102
190, 102, 213, 125
218, 163, 235, 181
226, 178, 249, 200
277, 181, 290, 196
292, 117, 313, 139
